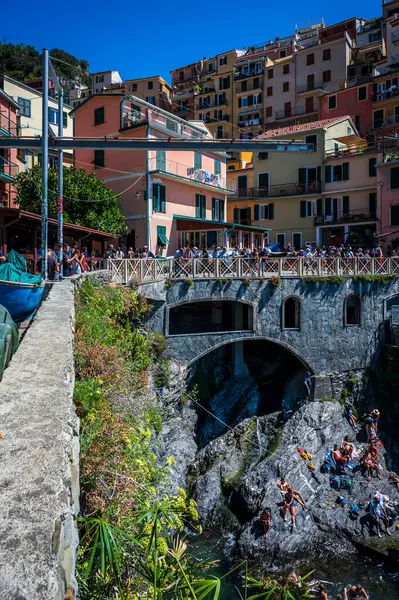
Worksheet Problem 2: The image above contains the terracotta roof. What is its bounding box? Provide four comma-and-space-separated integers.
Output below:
257, 116, 353, 138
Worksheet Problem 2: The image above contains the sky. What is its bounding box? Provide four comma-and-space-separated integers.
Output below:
2, 0, 380, 83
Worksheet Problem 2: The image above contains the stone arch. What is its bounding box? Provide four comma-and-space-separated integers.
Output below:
344, 293, 361, 326
186, 335, 311, 370
281, 295, 301, 330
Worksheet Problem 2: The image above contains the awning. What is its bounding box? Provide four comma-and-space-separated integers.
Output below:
157, 232, 168, 246
173, 214, 271, 233
333, 135, 367, 145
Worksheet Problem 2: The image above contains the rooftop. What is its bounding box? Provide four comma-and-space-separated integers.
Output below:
257, 116, 354, 138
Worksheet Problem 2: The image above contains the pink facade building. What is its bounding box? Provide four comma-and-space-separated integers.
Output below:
377, 146, 399, 250
0, 89, 19, 207
72, 95, 267, 254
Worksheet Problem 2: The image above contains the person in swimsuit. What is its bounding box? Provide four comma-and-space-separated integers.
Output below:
259, 508, 271, 539
318, 583, 329, 599
283, 487, 306, 528
331, 444, 349, 467
347, 584, 368, 599
276, 478, 291, 496
342, 435, 354, 460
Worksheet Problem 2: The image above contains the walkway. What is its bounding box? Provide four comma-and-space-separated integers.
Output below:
109, 257, 399, 284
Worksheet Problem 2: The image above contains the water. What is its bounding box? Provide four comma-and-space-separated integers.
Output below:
189, 532, 399, 600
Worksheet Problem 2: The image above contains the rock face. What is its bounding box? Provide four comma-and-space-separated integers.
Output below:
189, 401, 399, 568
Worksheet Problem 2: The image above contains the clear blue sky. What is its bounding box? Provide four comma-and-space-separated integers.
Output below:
2, 0, 379, 83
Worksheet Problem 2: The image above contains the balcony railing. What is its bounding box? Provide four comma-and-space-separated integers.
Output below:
173, 72, 201, 85
121, 109, 148, 129
295, 36, 319, 49
297, 81, 324, 93
196, 98, 228, 110
0, 156, 18, 181
275, 105, 317, 119
238, 117, 261, 127
197, 86, 216, 95
235, 69, 264, 80
109, 257, 399, 284
373, 114, 399, 128
234, 181, 321, 199
314, 208, 376, 225
148, 157, 236, 192
0, 112, 18, 136
325, 143, 375, 158
357, 19, 382, 34
235, 81, 262, 93
373, 88, 399, 103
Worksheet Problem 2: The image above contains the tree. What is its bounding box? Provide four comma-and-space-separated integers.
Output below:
14, 165, 128, 236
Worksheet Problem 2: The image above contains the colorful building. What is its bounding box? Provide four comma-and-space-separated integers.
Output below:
91, 70, 123, 94
319, 83, 374, 134
377, 143, 399, 251
125, 76, 172, 112
71, 95, 267, 254
0, 89, 20, 207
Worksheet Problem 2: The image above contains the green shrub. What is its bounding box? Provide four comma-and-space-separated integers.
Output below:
153, 357, 171, 389
300, 275, 346, 284
242, 278, 252, 287
164, 278, 174, 288
149, 332, 167, 357
269, 275, 281, 287
353, 274, 399, 284
182, 278, 193, 287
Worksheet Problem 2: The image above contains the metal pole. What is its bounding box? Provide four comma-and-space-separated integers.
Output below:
57, 75, 63, 277
145, 124, 151, 249
41, 48, 49, 280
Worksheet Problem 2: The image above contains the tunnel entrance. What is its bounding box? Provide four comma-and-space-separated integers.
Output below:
188, 339, 307, 447
168, 300, 253, 336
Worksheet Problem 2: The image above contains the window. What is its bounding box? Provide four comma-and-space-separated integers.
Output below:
254, 203, 274, 220
369, 193, 377, 218
208, 62, 215, 72
194, 152, 202, 169
284, 101, 292, 117
214, 160, 221, 175
94, 149, 104, 168
323, 48, 331, 61
146, 96, 155, 104
216, 125, 224, 139
328, 95, 337, 110
307, 74, 315, 90
305, 134, 318, 152
258, 152, 269, 160
17, 97, 31, 117
300, 200, 315, 218
345, 294, 361, 326
94, 106, 105, 125
306, 97, 314, 113
214, 109, 223, 121
131, 83, 138, 91
391, 204, 399, 225
157, 225, 168, 249
307, 53, 315, 66
148, 81, 153, 90
95, 75, 104, 83
369, 32, 381, 43
323, 70, 331, 83
280, 50, 287, 58
358, 86, 367, 101
283, 64, 290, 75
266, 106, 273, 117
253, 77, 260, 89
369, 157, 377, 177
48, 107, 59, 125
391, 167, 399, 189
219, 56, 227, 66
63, 112, 68, 128
276, 233, 285, 246
374, 109, 384, 129
212, 197, 225, 221
195, 194, 206, 219
283, 81, 289, 92
156, 150, 166, 170
220, 76, 230, 90
153, 183, 166, 212
267, 86, 273, 96
268, 69, 274, 79
325, 163, 349, 182
292, 232, 302, 250
282, 297, 301, 330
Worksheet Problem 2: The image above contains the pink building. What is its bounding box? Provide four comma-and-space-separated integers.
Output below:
0, 89, 19, 207
377, 145, 399, 251
71, 95, 267, 254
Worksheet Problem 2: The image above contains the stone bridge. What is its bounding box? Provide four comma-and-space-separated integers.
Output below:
140, 277, 399, 376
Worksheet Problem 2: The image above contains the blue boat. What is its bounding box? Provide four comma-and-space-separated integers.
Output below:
0, 280, 45, 324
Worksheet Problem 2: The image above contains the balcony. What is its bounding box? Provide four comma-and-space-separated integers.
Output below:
373, 87, 399, 103
0, 156, 18, 182
0, 112, 18, 136
196, 98, 228, 110
235, 80, 263, 94
173, 72, 200, 85
238, 117, 261, 127
234, 181, 321, 199
357, 18, 382, 34
121, 108, 148, 130
235, 69, 264, 81
314, 208, 376, 226
297, 81, 324, 94
275, 105, 317, 120
393, 30, 399, 44
148, 157, 236, 193
197, 85, 216, 95
373, 114, 399, 128
325, 143, 375, 158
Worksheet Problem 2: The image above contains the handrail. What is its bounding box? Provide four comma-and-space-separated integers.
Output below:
108, 257, 399, 284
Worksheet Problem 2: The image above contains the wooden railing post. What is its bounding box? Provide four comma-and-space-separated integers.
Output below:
371, 258, 375, 275
123, 259, 128, 284
215, 258, 220, 278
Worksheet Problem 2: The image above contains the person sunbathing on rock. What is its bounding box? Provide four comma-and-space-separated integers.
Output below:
362, 450, 380, 481
344, 406, 357, 428
331, 444, 349, 468
341, 435, 354, 460
347, 584, 369, 599
259, 508, 271, 539
283, 487, 306, 528
368, 441, 378, 460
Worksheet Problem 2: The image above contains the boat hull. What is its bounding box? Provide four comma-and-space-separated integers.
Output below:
0, 281, 45, 323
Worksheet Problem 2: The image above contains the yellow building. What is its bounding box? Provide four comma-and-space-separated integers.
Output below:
194, 49, 246, 138
2, 75, 74, 169
125, 76, 172, 112
227, 115, 358, 248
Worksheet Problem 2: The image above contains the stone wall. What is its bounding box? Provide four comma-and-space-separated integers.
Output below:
0, 281, 79, 600
140, 278, 399, 375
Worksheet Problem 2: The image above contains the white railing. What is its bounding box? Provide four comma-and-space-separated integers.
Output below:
109, 257, 399, 284
148, 157, 236, 192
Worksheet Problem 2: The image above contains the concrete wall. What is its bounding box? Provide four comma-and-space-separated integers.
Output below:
140, 278, 399, 374
0, 281, 79, 599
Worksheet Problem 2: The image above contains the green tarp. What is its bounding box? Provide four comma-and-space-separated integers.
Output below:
0, 250, 43, 285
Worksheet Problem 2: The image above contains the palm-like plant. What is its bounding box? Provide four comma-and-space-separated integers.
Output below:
245, 571, 316, 600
